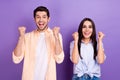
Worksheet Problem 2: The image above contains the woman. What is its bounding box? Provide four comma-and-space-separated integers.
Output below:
70, 18, 106, 80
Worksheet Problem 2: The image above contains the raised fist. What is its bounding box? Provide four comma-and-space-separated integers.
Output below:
18, 26, 26, 36
53, 27, 60, 39
98, 32, 104, 41
72, 32, 79, 42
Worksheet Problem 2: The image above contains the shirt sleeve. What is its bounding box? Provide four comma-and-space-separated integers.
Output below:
12, 51, 24, 64
70, 41, 74, 61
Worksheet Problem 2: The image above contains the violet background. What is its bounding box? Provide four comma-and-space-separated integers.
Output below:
0, 0, 120, 80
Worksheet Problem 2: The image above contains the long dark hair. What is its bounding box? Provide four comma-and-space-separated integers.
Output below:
78, 18, 97, 60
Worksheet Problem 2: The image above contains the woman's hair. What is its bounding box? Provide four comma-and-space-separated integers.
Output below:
78, 18, 97, 60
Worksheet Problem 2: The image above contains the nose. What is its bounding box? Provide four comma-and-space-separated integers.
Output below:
39, 18, 42, 21
39, 17, 43, 22
85, 27, 89, 31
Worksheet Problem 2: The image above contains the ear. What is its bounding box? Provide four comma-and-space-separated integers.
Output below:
48, 17, 50, 22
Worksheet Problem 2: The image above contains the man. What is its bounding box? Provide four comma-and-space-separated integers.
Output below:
12, 6, 64, 80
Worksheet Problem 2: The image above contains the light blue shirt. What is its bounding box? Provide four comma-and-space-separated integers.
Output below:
70, 41, 102, 78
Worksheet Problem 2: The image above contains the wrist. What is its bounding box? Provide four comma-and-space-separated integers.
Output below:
19, 35, 25, 40
55, 36, 59, 40
74, 39, 78, 43
98, 39, 102, 43
74, 41, 78, 46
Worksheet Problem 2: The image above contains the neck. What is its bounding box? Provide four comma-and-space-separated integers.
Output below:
37, 26, 48, 32
82, 38, 91, 44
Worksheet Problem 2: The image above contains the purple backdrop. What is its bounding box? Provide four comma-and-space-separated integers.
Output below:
0, 0, 120, 80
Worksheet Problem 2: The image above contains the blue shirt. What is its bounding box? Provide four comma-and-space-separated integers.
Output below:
70, 41, 102, 78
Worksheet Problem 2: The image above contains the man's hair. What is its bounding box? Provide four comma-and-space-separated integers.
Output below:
33, 6, 50, 18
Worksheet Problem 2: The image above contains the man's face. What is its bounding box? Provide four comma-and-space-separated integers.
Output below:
34, 11, 50, 31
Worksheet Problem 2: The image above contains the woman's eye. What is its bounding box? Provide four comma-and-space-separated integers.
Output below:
83, 25, 86, 28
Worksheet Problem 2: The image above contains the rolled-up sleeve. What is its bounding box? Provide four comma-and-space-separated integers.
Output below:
12, 51, 24, 64
54, 51, 64, 64
70, 41, 74, 61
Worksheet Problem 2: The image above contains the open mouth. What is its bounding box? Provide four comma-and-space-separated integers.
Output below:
39, 23, 44, 26
84, 32, 91, 35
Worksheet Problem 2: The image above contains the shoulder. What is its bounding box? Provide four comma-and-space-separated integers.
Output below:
70, 40, 74, 44
46, 28, 53, 35
70, 40, 74, 47
47, 27, 63, 36
25, 30, 36, 38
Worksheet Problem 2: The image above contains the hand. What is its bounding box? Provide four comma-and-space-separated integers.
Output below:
98, 32, 105, 41
72, 32, 79, 42
53, 27, 60, 39
18, 26, 26, 36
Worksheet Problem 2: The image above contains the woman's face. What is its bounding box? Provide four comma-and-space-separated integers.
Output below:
82, 20, 93, 40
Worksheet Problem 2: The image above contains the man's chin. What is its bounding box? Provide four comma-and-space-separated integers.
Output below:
37, 27, 48, 31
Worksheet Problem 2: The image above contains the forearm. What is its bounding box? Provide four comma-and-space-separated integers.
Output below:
97, 40, 105, 64
14, 36, 24, 57
72, 41, 79, 64
55, 36, 63, 55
